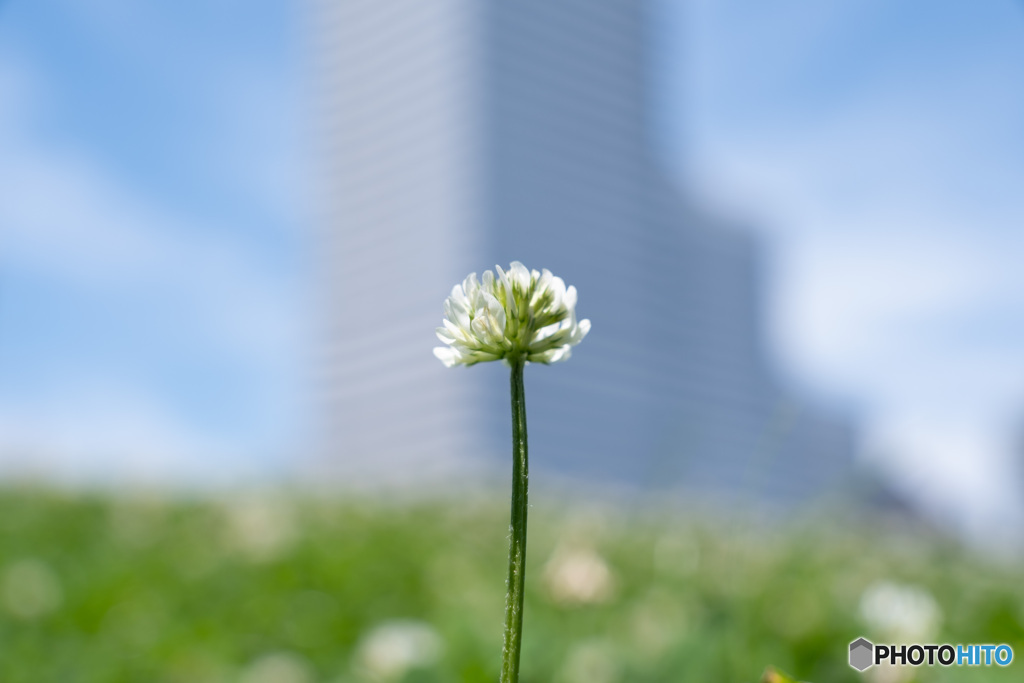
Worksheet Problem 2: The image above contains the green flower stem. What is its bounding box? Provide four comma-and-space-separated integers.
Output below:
501, 358, 529, 683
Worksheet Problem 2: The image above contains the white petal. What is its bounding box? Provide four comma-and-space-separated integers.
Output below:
470, 316, 490, 342
463, 272, 480, 298
509, 262, 531, 291
433, 346, 460, 367
450, 283, 468, 309
526, 349, 555, 363
548, 276, 566, 309
563, 285, 578, 311
535, 269, 552, 296
483, 291, 506, 326
475, 292, 506, 343
444, 297, 471, 331
495, 265, 516, 319
533, 321, 561, 342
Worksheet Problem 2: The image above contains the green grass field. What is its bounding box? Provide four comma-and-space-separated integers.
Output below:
0, 486, 1020, 682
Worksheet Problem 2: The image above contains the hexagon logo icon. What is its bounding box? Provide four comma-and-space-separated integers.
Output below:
849, 637, 874, 671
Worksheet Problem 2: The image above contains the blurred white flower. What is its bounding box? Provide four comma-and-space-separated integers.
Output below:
559, 639, 620, 683
434, 262, 590, 367
2, 558, 62, 620
859, 580, 941, 641
239, 651, 313, 683
543, 546, 615, 605
222, 494, 298, 563
355, 619, 443, 681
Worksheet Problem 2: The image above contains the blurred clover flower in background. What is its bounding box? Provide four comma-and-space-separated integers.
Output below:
859, 580, 942, 642
542, 545, 615, 606
355, 620, 443, 681
2, 558, 63, 621
433, 261, 591, 367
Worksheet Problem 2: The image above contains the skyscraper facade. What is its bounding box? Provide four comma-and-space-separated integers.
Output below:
316, 0, 853, 502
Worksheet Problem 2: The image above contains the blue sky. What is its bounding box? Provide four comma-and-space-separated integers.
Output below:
0, 0, 307, 482
1, 1, 1022, 532
664, 0, 1024, 533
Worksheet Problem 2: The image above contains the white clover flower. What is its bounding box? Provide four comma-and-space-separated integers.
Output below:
542, 545, 615, 606
433, 262, 591, 367
356, 620, 443, 680
859, 580, 941, 641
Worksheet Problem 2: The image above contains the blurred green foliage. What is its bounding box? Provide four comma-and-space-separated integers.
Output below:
0, 485, 1020, 682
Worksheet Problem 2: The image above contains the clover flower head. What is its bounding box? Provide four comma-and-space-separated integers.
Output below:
433, 262, 591, 367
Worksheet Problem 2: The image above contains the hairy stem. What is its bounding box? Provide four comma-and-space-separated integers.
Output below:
501, 359, 529, 683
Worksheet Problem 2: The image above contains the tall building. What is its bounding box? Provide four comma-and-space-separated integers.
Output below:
316, 0, 853, 503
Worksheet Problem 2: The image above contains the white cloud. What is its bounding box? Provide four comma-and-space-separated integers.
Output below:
865, 415, 1024, 541
677, 0, 1024, 529
0, 53, 307, 480
0, 385, 245, 485
774, 230, 1024, 381
0, 144, 303, 364
0, 46, 304, 356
